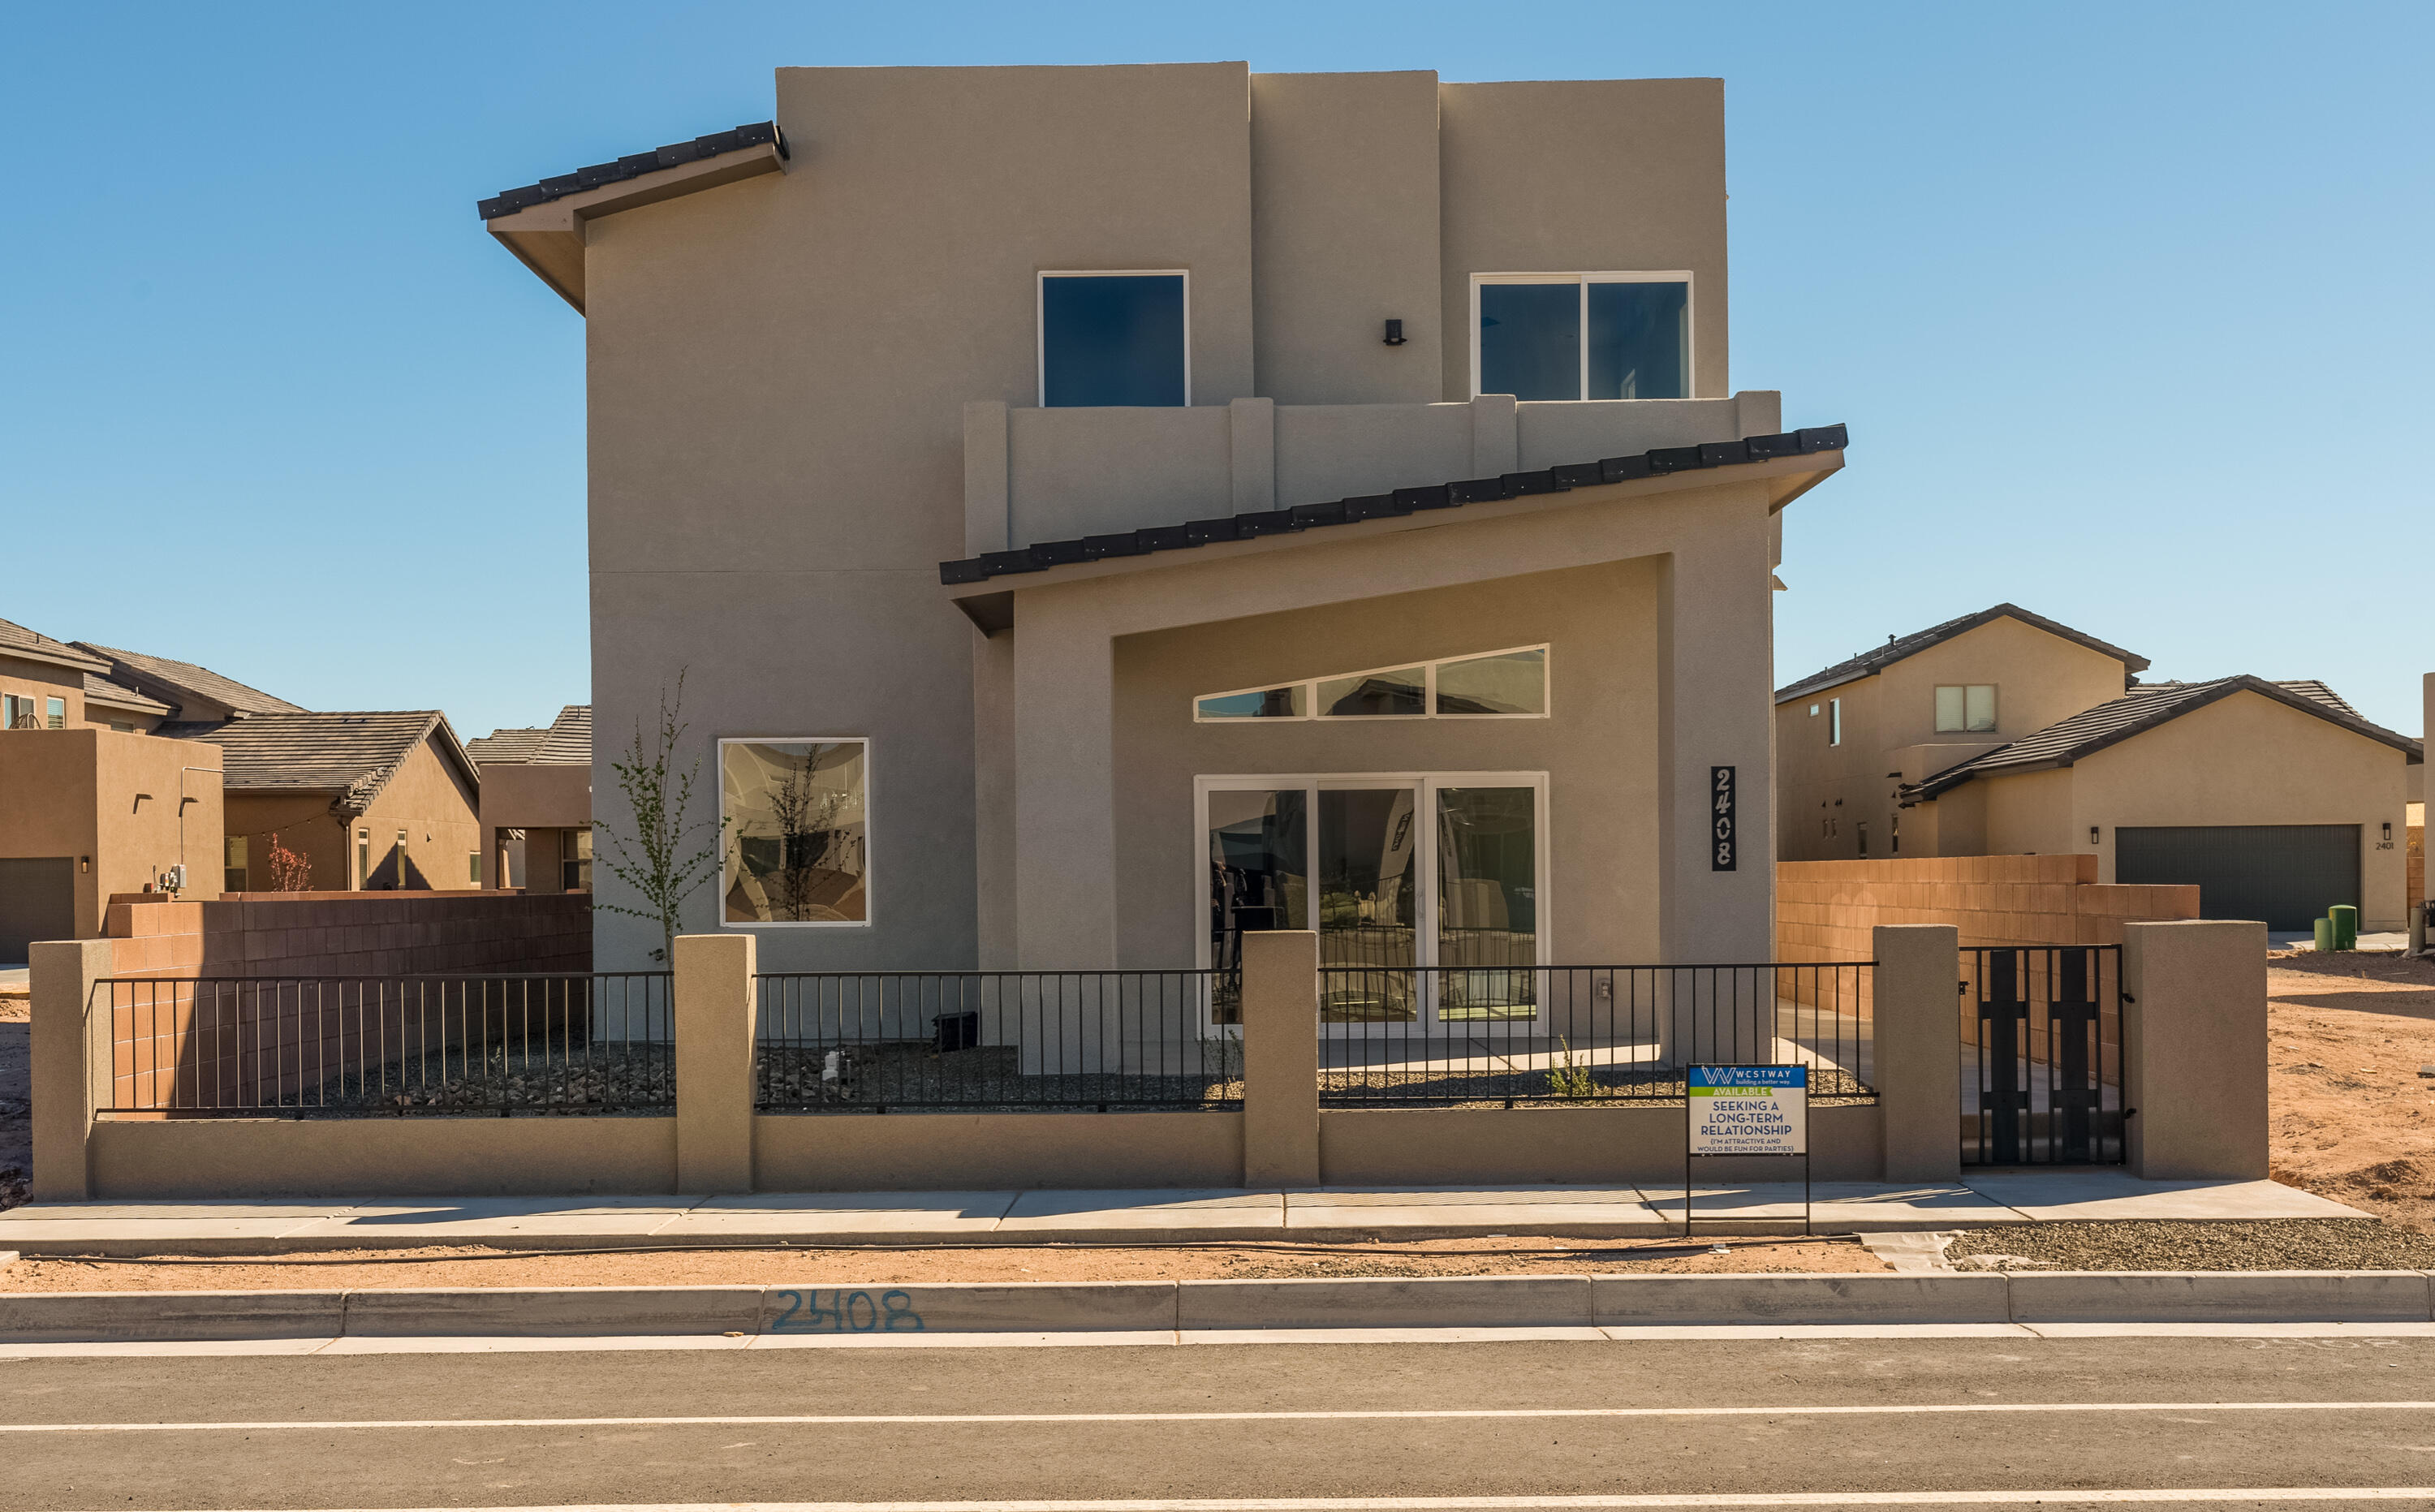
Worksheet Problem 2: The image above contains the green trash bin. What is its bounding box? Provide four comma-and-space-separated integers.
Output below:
2329, 904, 2359, 951
2313, 916, 2334, 953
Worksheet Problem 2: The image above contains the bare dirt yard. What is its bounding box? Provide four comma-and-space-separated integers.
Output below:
2265, 948, 2435, 1230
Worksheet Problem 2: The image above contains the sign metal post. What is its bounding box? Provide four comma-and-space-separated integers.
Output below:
1683, 1064, 1810, 1238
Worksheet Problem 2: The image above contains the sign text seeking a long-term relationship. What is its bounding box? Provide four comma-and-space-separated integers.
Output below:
1687, 1065, 1808, 1156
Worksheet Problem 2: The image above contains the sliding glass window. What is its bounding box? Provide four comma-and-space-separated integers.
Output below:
1474, 274, 1690, 401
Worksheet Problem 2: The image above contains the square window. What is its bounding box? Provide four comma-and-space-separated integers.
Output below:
1040, 273, 1187, 407
722, 739, 869, 925
1434, 648, 1546, 716
1475, 274, 1691, 400
1936, 684, 1998, 733
1317, 666, 1425, 717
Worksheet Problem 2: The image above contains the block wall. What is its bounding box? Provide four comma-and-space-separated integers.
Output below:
1777, 854, 2200, 964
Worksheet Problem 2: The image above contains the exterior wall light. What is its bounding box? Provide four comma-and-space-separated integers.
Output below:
2383, 822, 2394, 842
80, 855, 90, 872
2089, 826, 2101, 846
1381, 319, 1407, 347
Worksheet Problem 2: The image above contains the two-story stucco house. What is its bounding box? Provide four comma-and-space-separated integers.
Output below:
1775, 604, 2422, 931
479, 64, 1847, 986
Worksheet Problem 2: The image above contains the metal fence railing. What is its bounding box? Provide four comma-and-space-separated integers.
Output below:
1962, 945, 2124, 1165
1318, 963, 1874, 1107
754, 971, 1241, 1112
100, 973, 673, 1117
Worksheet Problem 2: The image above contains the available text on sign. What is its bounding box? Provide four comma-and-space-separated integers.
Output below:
1687, 1065, 1808, 1156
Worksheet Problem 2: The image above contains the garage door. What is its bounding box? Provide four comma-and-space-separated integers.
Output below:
0, 856, 76, 963
2115, 825, 2360, 931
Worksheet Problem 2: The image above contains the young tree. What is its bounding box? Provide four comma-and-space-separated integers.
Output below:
765, 746, 844, 922
265, 832, 312, 891
594, 674, 726, 964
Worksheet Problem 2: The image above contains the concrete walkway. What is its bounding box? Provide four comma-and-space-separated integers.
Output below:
0, 1172, 2365, 1253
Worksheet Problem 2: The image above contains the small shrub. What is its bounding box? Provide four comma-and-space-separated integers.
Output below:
1546, 1036, 1600, 1100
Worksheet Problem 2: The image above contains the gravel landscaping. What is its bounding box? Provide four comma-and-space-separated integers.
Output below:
1949, 1218, 2435, 1273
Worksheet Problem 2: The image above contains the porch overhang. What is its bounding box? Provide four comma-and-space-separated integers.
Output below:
943, 437, 1842, 635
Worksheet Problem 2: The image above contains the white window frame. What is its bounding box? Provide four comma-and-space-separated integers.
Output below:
1192, 770, 1552, 1032
1467, 271, 1696, 401
1036, 269, 1192, 408
718, 735, 874, 931
1192, 644, 1552, 724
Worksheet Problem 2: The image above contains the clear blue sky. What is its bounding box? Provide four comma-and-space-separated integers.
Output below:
6, 2, 2427, 739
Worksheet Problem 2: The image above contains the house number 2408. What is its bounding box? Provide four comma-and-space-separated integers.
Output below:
1711, 765, 1737, 872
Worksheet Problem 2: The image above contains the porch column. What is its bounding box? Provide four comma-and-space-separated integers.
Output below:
1010, 589, 1119, 969
30, 937, 114, 1201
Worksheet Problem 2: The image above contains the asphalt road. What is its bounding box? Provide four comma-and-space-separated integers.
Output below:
4, 1334, 2434, 1509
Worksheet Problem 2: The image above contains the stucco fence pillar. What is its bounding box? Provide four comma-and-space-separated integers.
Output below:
673, 932, 757, 1195
2123, 919, 2268, 1181
1870, 924, 1961, 1183
28, 937, 114, 1202
1239, 930, 1320, 1187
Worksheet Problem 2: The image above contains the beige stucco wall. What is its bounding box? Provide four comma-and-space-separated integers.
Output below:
91, 1116, 674, 1198
1320, 1103, 1882, 1184
1111, 559, 1659, 968
1774, 617, 2134, 864
753, 1112, 1243, 1191
0, 729, 223, 937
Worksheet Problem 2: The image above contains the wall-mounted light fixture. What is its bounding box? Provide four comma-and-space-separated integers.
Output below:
79, 855, 90, 873
2089, 826, 2101, 846
2383, 822, 2394, 842
1381, 319, 1406, 347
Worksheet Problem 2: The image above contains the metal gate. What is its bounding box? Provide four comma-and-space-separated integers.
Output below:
1961, 945, 2124, 1165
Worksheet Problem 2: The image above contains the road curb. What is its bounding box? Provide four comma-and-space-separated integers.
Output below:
5, 1270, 2435, 1342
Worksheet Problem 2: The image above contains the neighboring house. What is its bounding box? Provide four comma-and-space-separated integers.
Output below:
1775, 605, 2423, 932
0, 617, 221, 957
175, 711, 485, 894
74, 641, 307, 726
481, 64, 1847, 977
471, 704, 592, 894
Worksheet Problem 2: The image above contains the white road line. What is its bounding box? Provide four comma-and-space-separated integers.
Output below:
12, 1401, 2435, 1432
123, 1490, 2435, 1509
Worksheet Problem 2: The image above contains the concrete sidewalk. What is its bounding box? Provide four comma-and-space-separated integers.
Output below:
0, 1173, 2364, 1254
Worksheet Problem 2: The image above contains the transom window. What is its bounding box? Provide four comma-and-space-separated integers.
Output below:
1935, 684, 1998, 734
1472, 274, 1691, 402
1195, 646, 1547, 723
1038, 271, 1188, 407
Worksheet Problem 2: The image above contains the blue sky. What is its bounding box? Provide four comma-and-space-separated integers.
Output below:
5, 2, 2428, 739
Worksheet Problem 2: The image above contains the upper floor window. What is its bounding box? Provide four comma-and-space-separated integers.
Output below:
1039, 272, 1187, 407
1828, 697, 1842, 746
1935, 684, 1998, 734
45, 696, 65, 729
1472, 274, 1691, 402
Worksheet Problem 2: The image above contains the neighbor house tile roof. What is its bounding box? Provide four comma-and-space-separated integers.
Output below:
938, 425, 1849, 585
2131, 678, 2361, 719
80, 673, 170, 715
172, 710, 479, 815
1905, 674, 2423, 801
467, 727, 549, 764
0, 616, 109, 674
535, 704, 591, 764
1776, 604, 2149, 704
477, 123, 786, 220
75, 641, 304, 717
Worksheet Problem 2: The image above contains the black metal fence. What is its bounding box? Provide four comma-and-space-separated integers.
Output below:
754, 971, 1242, 1112
1961, 945, 2124, 1165
99, 973, 673, 1117
1317, 962, 1874, 1107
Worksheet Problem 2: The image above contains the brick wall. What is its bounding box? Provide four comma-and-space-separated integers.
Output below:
1777, 855, 2200, 965
104, 891, 593, 978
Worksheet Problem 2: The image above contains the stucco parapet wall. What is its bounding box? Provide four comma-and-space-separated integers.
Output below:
942, 430, 1842, 630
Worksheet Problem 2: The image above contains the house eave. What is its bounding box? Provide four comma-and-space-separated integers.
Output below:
482, 143, 789, 315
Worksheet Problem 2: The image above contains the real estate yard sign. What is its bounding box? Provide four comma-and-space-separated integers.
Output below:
1687, 1065, 1808, 1155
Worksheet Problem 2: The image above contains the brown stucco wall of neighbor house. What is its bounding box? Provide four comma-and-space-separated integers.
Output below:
223, 794, 349, 894
479, 762, 591, 833
354, 735, 485, 891
1777, 854, 2202, 966
1960, 690, 2411, 929
1111, 558, 1661, 970
0, 729, 223, 938
100, 890, 593, 978
1437, 78, 1729, 403
1774, 617, 2134, 865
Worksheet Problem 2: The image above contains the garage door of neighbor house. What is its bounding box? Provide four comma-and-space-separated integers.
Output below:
2115, 825, 2360, 931
0, 856, 77, 963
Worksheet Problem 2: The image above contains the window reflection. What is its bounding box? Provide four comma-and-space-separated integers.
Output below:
1437, 786, 1538, 1019
1317, 788, 1418, 1023
1317, 666, 1425, 717
1206, 789, 1306, 1023
1196, 685, 1304, 720
1434, 648, 1546, 716
722, 740, 868, 924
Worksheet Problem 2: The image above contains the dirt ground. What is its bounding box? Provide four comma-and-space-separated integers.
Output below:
2265, 948, 2435, 1231
0, 1234, 1884, 1292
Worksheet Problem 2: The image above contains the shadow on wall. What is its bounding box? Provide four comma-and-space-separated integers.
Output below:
364, 846, 433, 891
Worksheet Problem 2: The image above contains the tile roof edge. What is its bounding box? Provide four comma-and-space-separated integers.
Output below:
1775, 602, 2150, 704
939, 424, 1847, 587
478, 123, 787, 221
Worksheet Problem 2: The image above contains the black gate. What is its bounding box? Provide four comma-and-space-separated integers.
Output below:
1961, 945, 2124, 1165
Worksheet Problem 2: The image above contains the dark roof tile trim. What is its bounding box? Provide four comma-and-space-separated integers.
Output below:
940, 424, 1847, 585
1904, 674, 2423, 802
1775, 602, 2150, 704
478, 123, 787, 221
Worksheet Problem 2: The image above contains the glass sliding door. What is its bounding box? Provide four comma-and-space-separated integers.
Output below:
1198, 775, 1546, 1030
1435, 786, 1540, 1020
1316, 786, 1418, 1023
